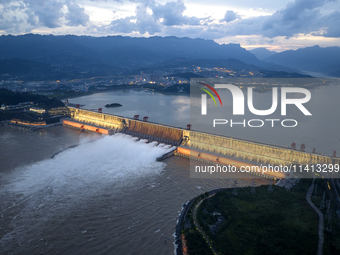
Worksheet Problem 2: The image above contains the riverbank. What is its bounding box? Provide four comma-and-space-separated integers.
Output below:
49, 84, 189, 100
176, 179, 338, 255
6, 120, 62, 131
175, 187, 251, 255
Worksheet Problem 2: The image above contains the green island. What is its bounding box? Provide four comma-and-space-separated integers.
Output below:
105, 103, 122, 108
181, 178, 340, 255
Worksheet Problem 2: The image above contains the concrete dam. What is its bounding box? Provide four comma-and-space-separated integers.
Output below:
63, 107, 340, 179
67, 107, 183, 145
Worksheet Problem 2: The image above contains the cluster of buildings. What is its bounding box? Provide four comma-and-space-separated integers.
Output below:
0, 101, 46, 115
0, 66, 263, 94
193, 66, 259, 78
1, 101, 33, 110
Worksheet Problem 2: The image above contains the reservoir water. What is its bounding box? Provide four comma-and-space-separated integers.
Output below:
69, 86, 340, 155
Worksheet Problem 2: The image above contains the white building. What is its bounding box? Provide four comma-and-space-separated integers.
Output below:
30, 107, 46, 114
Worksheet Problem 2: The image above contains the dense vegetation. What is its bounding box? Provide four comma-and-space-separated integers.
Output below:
0, 89, 63, 109
184, 230, 214, 255
312, 178, 340, 255
182, 179, 340, 255
202, 180, 318, 255
0, 89, 64, 121
0, 58, 89, 81
181, 193, 213, 255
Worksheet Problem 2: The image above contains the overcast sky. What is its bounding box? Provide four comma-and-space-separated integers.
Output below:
1, 0, 340, 51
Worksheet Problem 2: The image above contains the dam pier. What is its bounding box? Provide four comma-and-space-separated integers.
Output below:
62, 107, 340, 179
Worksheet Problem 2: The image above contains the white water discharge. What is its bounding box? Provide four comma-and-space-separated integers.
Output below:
6, 134, 169, 195
0, 134, 171, 244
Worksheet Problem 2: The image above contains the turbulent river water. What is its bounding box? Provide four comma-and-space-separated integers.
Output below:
0, 125, 266, 254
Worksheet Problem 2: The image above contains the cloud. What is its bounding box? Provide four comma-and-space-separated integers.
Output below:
109, 0, 204, 35
0, 1, 25, 31
202, 0, 340, 39
0, 0, 89, 32
0, 17, 20, 31
109, 3, 161, 34
319, 10, 340, 37
152, 0, 201, 26
221, 10, 240, 23
0, 0, 340, 43
66, 2, 89, 26
23, 0, 65, 28
106, 0, 340, 39
258, 0, 325, 38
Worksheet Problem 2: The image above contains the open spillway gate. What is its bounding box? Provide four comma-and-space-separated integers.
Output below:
63, 107, 183, 161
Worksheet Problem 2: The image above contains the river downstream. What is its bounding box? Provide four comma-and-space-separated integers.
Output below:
0, 125, 266, 254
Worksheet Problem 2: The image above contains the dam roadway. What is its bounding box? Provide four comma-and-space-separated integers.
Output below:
62, 107, 340, 180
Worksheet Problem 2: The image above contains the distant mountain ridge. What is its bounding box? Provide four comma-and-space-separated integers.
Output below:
0, 34, 295, 75
250, 48, 277, 60
264, 45, 340, 77
1, 34, 336, 80
0, 34, 258, 68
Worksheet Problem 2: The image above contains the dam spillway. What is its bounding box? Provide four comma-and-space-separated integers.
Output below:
62, 107, 340, 178
124, 120, 183, 145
